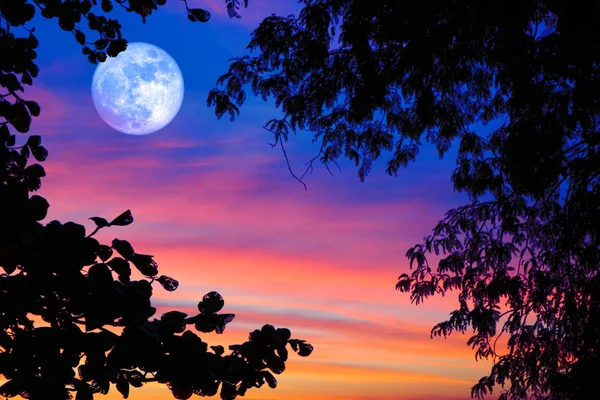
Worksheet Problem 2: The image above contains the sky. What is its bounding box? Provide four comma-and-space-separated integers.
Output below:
25, 1, 495, 399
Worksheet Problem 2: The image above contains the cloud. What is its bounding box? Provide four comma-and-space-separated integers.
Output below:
19, 86, 69, 136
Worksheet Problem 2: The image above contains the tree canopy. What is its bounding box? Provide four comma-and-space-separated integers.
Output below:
210, 1, 600, 398
0, 1, 312, 400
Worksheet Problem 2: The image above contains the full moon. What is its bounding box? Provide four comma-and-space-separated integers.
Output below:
91, 42, 184, 135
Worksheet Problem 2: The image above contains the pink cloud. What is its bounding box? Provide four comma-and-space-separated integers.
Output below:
17, 86, 69, 136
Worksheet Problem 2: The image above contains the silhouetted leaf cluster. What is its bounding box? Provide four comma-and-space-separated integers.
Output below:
0, 132, 312, 400
209, 1, 600, 399
1, 2, 311, 400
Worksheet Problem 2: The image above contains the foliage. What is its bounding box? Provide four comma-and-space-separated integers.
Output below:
210, 0, 600, 398
0, 1, 312, 400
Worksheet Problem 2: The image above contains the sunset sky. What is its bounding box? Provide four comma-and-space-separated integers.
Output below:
27, 1, 494, 399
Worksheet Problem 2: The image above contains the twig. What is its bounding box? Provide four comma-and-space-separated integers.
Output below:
279, 141, 307, 190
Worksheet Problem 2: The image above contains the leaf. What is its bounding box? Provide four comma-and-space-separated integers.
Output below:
63, 222, 86, 238
125, 370, 144, 388
94, 39, 109, 50
21, 71, 33, 86
24, 101, 40, 117
101, 0, 113, 12
193, 313, 235, 334
215, 313, 235, 334
261, 324, 276, 337
116, 378, 129, 398
107, 257, 130, 278
89, 217, 110, 228
263, 371, 277, 388
276, 328, 291, 341
28, 195, 49, 221
188, 8, 211, 23
109, 210, 133, 226
289, 339, 313, 357
0, 73, 23, 93
220, 382, 236, 400
106, 39, 127, 58
210, 345, 224, 356
157, 275, 179, 291
193, 315, 214, 333
160, 311, 187, 333
28, 32, 38, 48
198, 291, 224, 314
112, 239, 135, 259
26, 135, 41, 148
266, 356, 285, 374
24, 164, 45, 181
96, 244, 113, 262
130, 253, 158, 276
91, 377, 110, 394
88, 263, 113, 285
10, 102, 31, 133
31, 145, 48, 161
75, 30, 86, 45
297, 341, 313, 357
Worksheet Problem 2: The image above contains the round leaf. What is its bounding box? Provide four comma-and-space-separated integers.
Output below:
157, 275, 179, 291
198, 291, 224, 314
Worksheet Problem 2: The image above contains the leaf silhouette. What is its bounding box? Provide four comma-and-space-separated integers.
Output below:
157, 275, 179, 291
112, 238, 135, 259
89, 217, 109, 228
198, 291, 224, 314
107, 257, 131, 280
289, 339, 314, 357
188, 8, 210, 23
263, 371, 277, 388
109, 209, 133, 226
116, 378, 129, 398
25, 134, 41, 148
96, 244, 113, 261
31, 145, 47, 161
130, 253, 158, 276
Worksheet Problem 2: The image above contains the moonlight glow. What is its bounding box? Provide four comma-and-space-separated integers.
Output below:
91, 42, 184, 135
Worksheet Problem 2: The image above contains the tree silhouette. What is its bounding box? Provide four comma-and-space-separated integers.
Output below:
0, 1, 312, 400
210, 1, 600, 398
